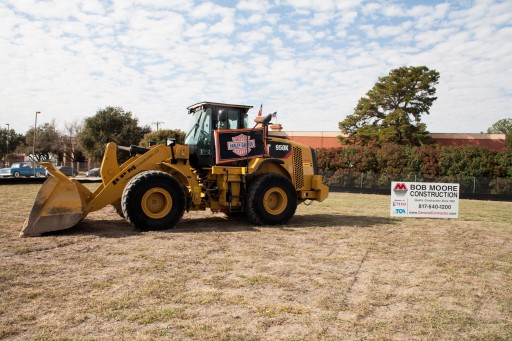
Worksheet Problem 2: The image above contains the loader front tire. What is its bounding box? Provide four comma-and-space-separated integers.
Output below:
111, 199, 124, 218
246, 174, 297, 225
122, 171, 186, 231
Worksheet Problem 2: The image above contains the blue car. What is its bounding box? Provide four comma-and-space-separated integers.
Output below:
0, 162, 47, 178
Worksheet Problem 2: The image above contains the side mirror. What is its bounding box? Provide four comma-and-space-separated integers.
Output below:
262, 113, 272, 125
166, 138, 176, 146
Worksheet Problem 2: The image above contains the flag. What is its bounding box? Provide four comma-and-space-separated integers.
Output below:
257, 103, 262, 116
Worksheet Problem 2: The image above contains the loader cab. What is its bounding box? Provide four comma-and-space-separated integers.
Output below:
185, 102, 253, 167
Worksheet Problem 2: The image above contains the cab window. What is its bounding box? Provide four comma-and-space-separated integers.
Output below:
228, 109, 239, 129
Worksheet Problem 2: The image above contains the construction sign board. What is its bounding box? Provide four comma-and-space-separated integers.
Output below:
390, 182, 459, 219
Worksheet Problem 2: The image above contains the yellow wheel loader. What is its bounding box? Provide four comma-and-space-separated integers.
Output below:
21, 102, 329, 237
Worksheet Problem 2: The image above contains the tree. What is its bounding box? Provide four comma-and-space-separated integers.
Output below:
18, 120, 61, 163
1, 128, 25, 166
138, 129, 186, 148
61, 120, 85, 165
339, 66, 440, 146
77, 106, 150, 162
487, 118, 512, 148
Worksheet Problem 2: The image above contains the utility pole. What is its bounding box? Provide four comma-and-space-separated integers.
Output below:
152, 121, 164, 131
5, 123, 9, 155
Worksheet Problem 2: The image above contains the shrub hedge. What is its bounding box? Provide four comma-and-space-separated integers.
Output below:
317, 145, 512, 194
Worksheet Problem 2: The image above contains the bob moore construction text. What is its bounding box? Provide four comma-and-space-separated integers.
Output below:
391, 182, 459, 219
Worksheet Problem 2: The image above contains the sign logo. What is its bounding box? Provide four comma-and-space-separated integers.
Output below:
227, 134, 256, 157
393, 183, 408, 195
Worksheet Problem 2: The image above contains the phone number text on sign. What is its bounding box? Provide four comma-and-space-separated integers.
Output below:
390, 182, 459, 219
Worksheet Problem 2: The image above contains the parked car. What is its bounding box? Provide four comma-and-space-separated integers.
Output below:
86, 168, 100, 177
56, 166, 78, 177
0, 162, 47, 178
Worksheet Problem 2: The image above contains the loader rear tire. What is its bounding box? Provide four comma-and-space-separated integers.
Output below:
122, 171, 186, 231
245, 174, 297, 225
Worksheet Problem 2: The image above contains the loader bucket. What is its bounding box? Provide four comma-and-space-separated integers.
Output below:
21, 166, 92, 237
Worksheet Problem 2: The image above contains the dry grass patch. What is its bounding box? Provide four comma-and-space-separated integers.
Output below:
0, 184, 511, 340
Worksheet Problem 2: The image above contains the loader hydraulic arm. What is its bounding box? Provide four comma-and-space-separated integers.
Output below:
118, 145, 150, 156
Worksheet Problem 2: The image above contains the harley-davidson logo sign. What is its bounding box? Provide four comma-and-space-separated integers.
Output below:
227, 134, 256, 156
214, 127, 266, 164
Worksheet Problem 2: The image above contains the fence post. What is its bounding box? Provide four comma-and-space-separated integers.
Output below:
361, 172, 364, 189
473, 177, 476, 193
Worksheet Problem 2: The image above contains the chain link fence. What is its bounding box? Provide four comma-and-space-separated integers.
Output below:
321, 169, 512, 201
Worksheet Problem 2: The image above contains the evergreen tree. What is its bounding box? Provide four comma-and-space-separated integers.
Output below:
339, 66, 439, 146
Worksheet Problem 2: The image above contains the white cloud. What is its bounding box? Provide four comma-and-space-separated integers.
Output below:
236, 0, 271, 12
189, 2, 235, 35
244, 13, 264, 25
134, 0, 194, 12
78, 0, 105, 15
414, 28, 455, 48
382, 4, 406, 18
409, 3, 450, 30
191, 2, 233, 21
309, 11, 336, 27
282, 0, 338, 12
279, 24, 315, 44
209, 16, 235, 35
9, 0, 80, 19
184, 22, 208, 38
238, 27, 271, 43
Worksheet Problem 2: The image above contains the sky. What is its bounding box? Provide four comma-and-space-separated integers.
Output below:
1, 0, 511, 135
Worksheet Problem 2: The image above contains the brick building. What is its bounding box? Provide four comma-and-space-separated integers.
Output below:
268, 130, 506, 151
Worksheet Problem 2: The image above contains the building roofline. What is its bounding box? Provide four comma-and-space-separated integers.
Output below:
271, 131, 505, 140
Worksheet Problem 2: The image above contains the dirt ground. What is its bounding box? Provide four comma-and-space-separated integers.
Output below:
0, 184, 511, 340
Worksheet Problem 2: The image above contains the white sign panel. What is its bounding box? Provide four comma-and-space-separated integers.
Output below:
390, 182, 459, 218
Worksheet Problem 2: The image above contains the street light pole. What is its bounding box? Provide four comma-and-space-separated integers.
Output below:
33, 111, 40, 176
4, 123, 8, 167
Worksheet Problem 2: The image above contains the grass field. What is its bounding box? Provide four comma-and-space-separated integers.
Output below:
1, 183, 511, 340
